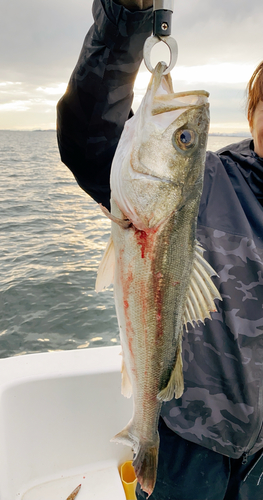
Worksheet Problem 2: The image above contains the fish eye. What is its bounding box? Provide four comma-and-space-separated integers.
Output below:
172, 128, 198, 154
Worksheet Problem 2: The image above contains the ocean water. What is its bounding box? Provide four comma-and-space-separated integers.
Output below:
0, 130, 249, 358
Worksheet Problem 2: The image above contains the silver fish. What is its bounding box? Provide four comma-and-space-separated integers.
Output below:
96, 62, 221, 497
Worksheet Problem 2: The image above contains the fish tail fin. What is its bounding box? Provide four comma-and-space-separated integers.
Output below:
133, 434, 160, 498
112, 425, 159, 497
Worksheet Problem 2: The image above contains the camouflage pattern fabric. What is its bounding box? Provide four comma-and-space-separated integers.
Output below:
161, 141, 263, 459
57, 0, 263, 460
57, 0, 153, 210
135, 417, 263, 500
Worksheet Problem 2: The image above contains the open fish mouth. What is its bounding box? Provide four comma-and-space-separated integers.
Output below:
152, 89, 210, 116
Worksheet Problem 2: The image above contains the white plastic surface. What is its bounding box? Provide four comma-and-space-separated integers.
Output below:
0, 346, 133, 500
22, 462, 125, 500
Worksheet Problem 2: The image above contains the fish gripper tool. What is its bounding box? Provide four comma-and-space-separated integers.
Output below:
143, 0, 178, 75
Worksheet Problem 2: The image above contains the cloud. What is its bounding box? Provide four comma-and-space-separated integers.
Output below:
0, 81, 63, 129
171, 63, 255, 85
1, 0, 262, 81
0, 0, 91, 83
36, 84, 68, 96
0, 101, 31, 112
173, 0, 263, 66
0, 0, 262, 130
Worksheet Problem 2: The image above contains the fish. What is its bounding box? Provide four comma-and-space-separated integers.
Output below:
96, 62, 221, 497
66, 484, 81, 500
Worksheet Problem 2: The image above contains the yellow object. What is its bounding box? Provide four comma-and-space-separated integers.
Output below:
120, 461, 137, 500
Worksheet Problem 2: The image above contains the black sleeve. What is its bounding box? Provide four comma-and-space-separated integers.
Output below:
57, 0, 153, 210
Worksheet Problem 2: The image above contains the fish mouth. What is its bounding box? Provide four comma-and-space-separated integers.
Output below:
152, 90, 209, 116
130, 164, 179, 186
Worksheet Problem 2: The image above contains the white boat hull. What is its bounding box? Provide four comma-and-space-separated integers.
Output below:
0, 346, 133, 500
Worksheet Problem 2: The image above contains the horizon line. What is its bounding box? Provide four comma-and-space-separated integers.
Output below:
0, 129, 251, 138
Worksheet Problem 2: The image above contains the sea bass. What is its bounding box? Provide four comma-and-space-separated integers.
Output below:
96, 62, 221, 497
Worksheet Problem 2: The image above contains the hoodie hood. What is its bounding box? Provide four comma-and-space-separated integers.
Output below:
217, 138, 263, 206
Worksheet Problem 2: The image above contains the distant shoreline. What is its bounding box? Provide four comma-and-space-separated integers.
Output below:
0, 129, 251, 138
209, 132, 251, 138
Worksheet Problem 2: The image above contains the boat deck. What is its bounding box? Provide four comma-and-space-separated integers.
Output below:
21, 460, 126, 499
0, 346, 133, 499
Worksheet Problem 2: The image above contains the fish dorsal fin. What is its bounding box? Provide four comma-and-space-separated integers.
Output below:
95, 236, 115, 293
182, 241, 221, 330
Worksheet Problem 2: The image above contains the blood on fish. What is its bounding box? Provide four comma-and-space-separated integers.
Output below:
125, 311, 134, 359
153, 270, 164, 339
134, 229, 148, 258
128, 337, 133, 357
121, 266, 135, 361
140, 282, 148, 334
134, 226, 159, 259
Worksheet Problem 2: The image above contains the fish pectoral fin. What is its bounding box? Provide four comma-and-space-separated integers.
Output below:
99, 204, 132, 229
182, 241, 222, 330
121, 357, 133, 398
157, 343, 184, 402
133, 435, 160, 498
95, 236, 115, 292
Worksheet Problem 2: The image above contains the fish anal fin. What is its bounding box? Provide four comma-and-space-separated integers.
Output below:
121, 357, 133, 398
111, 424, 134, 447
183, 241, 222, 329
95, 236, 115, 293
157, 343, 184, 402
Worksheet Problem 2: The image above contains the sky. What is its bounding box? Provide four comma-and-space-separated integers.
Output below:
0, 0, 262, 133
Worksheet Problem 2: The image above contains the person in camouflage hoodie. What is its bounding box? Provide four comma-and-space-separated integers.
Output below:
57, 0, 263, 498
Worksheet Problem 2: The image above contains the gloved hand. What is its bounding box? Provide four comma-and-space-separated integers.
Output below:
115, 0, 152, 11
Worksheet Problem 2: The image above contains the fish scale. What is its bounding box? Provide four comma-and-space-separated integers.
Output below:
96, 62, 221, 497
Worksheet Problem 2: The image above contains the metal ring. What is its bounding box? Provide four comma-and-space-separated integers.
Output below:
143, 35, 178, 75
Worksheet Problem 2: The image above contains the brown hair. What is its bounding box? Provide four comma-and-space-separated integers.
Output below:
247, 61, 263, 126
